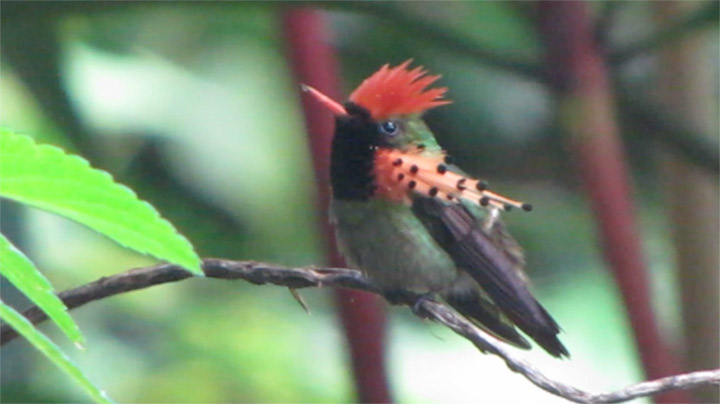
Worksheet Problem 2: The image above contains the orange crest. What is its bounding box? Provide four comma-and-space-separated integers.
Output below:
349, 60, 451, 121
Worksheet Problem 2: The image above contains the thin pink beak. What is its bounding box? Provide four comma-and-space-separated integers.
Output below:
301, 84, 348, 116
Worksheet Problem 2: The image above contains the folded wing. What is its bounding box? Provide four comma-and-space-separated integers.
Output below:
412, 196, 569, 357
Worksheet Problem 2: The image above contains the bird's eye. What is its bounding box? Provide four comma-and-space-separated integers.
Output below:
379, 121, 399, 136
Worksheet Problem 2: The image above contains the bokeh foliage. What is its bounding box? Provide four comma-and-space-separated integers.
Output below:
1, 2, 717, 402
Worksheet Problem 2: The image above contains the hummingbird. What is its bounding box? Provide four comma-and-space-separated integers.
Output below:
303, 60, 568, 357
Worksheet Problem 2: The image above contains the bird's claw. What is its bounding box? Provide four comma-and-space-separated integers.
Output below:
383, 290, 436, 318
411, 293, 436, 318
384, 289, 415, 305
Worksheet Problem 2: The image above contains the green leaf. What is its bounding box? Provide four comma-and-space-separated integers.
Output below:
0, 234, 84, 346
0, 301, 113, 403
0, 128, 202, 275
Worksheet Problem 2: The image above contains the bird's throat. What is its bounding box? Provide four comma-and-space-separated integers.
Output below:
330, 111, 380, 201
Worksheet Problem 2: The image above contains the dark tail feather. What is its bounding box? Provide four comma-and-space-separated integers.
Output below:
444, 292, 531, 350
506, 300, 570, 358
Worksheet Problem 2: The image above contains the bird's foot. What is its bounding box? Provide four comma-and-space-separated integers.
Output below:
411, 293, 437, 319
383, 290, 437, 318
384, 289, 417, 306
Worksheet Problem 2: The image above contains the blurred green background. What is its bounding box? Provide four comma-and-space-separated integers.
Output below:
1, 2, 717, 403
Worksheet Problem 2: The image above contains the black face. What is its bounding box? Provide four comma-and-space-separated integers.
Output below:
330, 102, 398, 200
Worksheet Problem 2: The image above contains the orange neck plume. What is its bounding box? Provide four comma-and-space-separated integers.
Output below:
373, 148, 532, 212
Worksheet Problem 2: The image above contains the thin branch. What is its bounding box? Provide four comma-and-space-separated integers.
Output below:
2, 259, 718, 403
618, 94, 719, 176
315, 1, 547, 83
608, 1, 719, 65
594, 1, 625, 51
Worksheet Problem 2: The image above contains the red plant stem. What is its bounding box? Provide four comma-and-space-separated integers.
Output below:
281, 8, 392, 403
536, 2, 689, 403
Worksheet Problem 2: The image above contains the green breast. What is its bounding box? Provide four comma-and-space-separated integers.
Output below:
331, 198, 458, 293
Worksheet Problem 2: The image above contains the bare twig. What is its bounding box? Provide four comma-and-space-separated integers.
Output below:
608, 1, 719, 65
316, 1, 547, 83
594, 1, 625, 49
618, 94, 719, 176
2, 259, 718, 403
